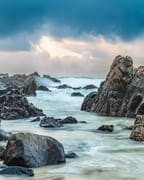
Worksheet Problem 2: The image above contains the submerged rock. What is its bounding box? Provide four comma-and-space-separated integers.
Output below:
130, 115, 144, 141
83, 84, 97, 90
71, 92, 84, 97
65, 152, 78, 159
37, 86, 51, 92
97, 125, 114, 132
4, 133, 65, 168
0, 90, 44, 120
81, 55, 144, 118
0, 166, 34, 177
57, 84, 72, 89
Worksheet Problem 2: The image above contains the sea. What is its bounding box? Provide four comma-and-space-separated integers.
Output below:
1, 77, 143, 180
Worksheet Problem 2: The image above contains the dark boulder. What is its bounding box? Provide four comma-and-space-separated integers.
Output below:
65, 152, 78, 159
37, 86, 51, 92
81, 92, 97, 111
30, 117, 41, 122
97, 125, 114, 132
60, 116, 78, 124
81, 55, 144, 118
43, 75, 61, 83
0, 145, 5, 160
130, 115, 144, 141
0, 90, 44, 120
4, 133, 65, 168
83, 84, 97, 90
40, 117, 63, 128
71, 92, 84, 97
57, 84, 72, 89
0, 166, 34, 177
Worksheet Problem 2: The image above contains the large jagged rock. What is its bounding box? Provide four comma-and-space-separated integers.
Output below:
4, 133, 65, 168
81, 55, 144, 118
130, 115, 144, 141
0, 89, 44, 120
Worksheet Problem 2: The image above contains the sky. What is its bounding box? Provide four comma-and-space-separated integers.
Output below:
0, 0, 144, 77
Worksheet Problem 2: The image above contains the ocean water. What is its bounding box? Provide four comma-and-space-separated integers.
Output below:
1, 77, 144, 180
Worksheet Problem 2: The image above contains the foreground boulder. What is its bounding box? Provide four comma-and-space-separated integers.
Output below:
130, 115, 144, 141
4, 133, 65, 168
0, 166, 34, 177
0, 90, 44, 120
81, 55, 144, 118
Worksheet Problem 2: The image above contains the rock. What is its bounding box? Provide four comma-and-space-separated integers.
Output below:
0, 166, 34, 177
0, 129, 11, 141
65, 152, 78, 159
40, 117, 63, 128
30, 117, 41, 122
71, 92, 84, 97
0, 145, 5, 160
81, 55, 144, 118
124, 125, 134, 130
83, 84, 97, 90
43, 75, 61, 83
97, 125, 114, 132
130, 115, 144, 141
73, 87, 82, 90
81, 92, 97, 111
79, 121, 87, 124
60, 116, 78, 124
37, 86, 51, 92
22, 76, 37, 96
57, 84, 72, 89
4, 133, 65, 168
0, 89, 44, 120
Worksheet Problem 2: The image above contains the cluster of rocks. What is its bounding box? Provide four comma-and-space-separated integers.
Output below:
81, 55, 144, 118
57, 84, 97, 90
39, 116, 78, 128
0, 89, 44, 120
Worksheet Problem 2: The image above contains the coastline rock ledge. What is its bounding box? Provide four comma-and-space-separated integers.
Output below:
81, 55, 144, 118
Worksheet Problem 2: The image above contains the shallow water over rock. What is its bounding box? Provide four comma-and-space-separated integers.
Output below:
0, 77, 143, 180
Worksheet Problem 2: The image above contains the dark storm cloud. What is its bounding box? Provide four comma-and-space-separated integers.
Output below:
0, 0, 144, 41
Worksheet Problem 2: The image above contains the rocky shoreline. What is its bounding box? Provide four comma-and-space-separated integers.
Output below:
0, 57, 143, 177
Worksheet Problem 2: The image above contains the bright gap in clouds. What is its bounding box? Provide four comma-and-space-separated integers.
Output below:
0, 34, 143, 77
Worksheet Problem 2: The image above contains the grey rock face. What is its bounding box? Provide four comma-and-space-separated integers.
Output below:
4, 133, 65, 168
81, 55, 144, 118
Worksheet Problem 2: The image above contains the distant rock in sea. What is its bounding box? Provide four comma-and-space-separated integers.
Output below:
81, 55, 144, 118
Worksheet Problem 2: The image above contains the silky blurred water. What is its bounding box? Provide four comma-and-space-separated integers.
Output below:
1, 77, 144, 180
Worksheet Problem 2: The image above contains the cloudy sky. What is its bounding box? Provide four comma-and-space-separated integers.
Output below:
0, 0, 144, 77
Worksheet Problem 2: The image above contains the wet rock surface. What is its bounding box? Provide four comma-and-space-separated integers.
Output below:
83, 84, 97, 90
4, 133, 65, 168
0, 165, 34, 177
130, 115, 144, 141
71, 92, 84, 97
60, 116, 78, 124
0, 145, 5, 160
65, 152, 78, 159
37, 86, 51, 92
81, 55, 144, 118
40, 117, 63, 128
0, 89, 44, 120
43, 75, 61, 83
97, 125, 114, 132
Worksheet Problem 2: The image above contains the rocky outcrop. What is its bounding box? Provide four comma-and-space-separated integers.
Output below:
81, 55, 144, 118
130, 115, 144, 141
0, 89, 44, 120
0, 165, 34, 177
4, 133, 65, 168
37, 85, 51, 92
43, 75, 61, 83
